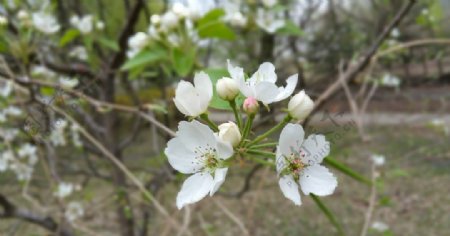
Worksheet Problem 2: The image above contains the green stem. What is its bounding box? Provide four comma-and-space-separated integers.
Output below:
247, 155, 275, 166
241, 114, 254, 143
247, 115, 292, 147
247, 142, 278, 149
310, 194, 346, 236
229, 100, 242, 129
247, 149, 276, 158
200, 113, 219, 132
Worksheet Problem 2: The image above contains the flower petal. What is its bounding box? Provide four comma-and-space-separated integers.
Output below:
174, 81, 201, 116
215, 135, 234, 160
301, 134, 330, 165
176, 172, 214, 209
274, 74, 298, 102
250, 62, 277, 84
279, 175, 301, 205
210, 168, 228, 196
194, 71, 213, 110
275, 147, 287, 174
300, 164, 337, 196
165, 137, 201, 174
176, 120, 216, 151
254, 81, 279, 104
278, 123, 305, 157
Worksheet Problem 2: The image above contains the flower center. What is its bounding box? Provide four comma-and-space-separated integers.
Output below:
281, 149, 308, 180
193, 144, 220, 173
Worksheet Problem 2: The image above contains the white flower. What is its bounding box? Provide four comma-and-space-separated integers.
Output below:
128, 32, 149, 50
17, 10, 29, 21
229, 12, 247, 27
69, 46, 88, 60
150, 14, 161, 25
255, 8, 284, 34
276, 124, 337, 205
0, 151, 14, 171
18, 143, 37, 162
262, 0, 277, 8
0, 128, 19, 141
172, 2, 190, 18
96, 21, 105, 30
9, 161, 33, 181
218, 122, 241, 147
0, 16, 8, 25
65, 202, 84, 222
173, 72, 213, 117
50, 119, 68, 146
54, 182, 75, 198
228, 60, 297, 105
371, 154, 385, 167
70, 15, 93, 34
380, 74, 401, 87
160, 11, 179, 30
165, 120, 233, 209
59, 77, 79, 89
216, 77, 239, 101
288, 90, 314, 121
243, 96, 259, 114
70, 123, 82, 147
32, 12, 60, 34
4, 106, 23, 116
31, 65, 56, 77
0, 80, 13, 97
371, 221, 389, 232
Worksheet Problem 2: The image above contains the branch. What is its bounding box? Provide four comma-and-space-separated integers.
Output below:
0, 194, 73, 236
305, 0, 416, 123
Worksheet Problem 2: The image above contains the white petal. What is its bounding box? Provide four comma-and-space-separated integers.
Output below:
215, 135, 234, 160
301, 134, 330, 165
227, 60, 245, 81
279, 175, 301, 205
254, 81, 279, 104
275, 147, 287, 174
165, 138, 202, 174
177, 120, 216, 151
278, 123, 304, 157
176, 173, 214, 209
251, 62, 277, 84
300, 165, 337, 196
174, 81, 201, 116
274, 74, 298, 102
210, 168, 228, 196
194, 71, 213, 110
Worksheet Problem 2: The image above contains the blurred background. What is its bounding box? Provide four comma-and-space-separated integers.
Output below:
0, 0, 449, 235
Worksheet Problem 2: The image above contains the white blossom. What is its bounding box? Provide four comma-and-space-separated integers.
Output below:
31, 65, 56, 78
218, 122, 241, 147
32, 12, 60, 34
262, 0, 278, 8
0, 80, 13, 97
69, 46, 88, 60
59, 77, 79, 89
255, 8, 284, 34
371, 221, 389, 232
0, 15, 8, 25
371, 154, 385, 167
3, 106, 23, 117
0, 128, 19, 142
288, 90, 314, 121
70, 123, 82, 147
380, 74, 401, 87
54, 182, 75, 198
0, 151, 14, 171
65, 202, 84, 222
276, 124, 337, 205
50, 119, 68, 146
165, 120, 233, 209
228, 60, 297, 105
70, 15, 93, 34
96, 21, 105, 30
173, 72, 213, 117
18, 143, 38, 165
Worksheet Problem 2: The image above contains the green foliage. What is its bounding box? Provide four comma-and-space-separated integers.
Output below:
97, 36, 120, 52
121, 47, 167, 71
172, 47, 196, 77
59, 29, 80, 47
204, 68, 232, 110
277, 20, 303, 36
196, 9, 236, 40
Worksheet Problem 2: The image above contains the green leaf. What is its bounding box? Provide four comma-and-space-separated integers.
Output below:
97, 37, 120, 51
121, 47, 167, 71
172, 47, 196, 77
40, 87, 56, 96
196, 9, 235, 40
60, 29, 80, 47
198, 21, 236, 40
204, 68, 232, 110
197, 8, 226, 25
324, 157, 372, 186
310, 194, 345, 236
277, 20, 303, 36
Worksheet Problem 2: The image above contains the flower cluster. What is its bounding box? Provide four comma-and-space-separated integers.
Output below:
165, 60, 337, 209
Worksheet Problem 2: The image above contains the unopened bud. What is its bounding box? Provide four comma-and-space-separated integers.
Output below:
218, 122, 241, 147
288, 90, 314, 121
216, 77, 239, 101
243, 97, 259, 114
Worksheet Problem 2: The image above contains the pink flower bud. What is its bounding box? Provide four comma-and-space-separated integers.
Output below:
243, 97, 259, 114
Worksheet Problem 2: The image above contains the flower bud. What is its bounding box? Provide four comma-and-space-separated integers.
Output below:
218, 122, 241, 147
216, 77, 239, 101
288, 90, 314, 121
150, 14, 161, 25
17, 10, 29, 21
172, 3, 189, 18
243, 97, 259, 114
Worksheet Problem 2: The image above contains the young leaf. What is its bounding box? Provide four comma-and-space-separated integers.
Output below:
197, 8, 226, 25
324, 157, 372, 186
97, 37, 120, 51
197, 22, 236, 40
172, 47, 196, 77
60, 29, 80, 47
277, 20, 303, 36
204, 68, 232, 110
310, 194, 346, 236
121, 47, 166, 71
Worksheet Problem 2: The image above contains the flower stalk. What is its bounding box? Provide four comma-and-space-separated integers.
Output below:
229, 100, 242, 129
200, 113, 218, 132
247, 115, 292, 147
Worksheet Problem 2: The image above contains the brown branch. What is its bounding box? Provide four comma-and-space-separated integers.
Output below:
304, 0, 416, 125
0, 194, 73, 236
